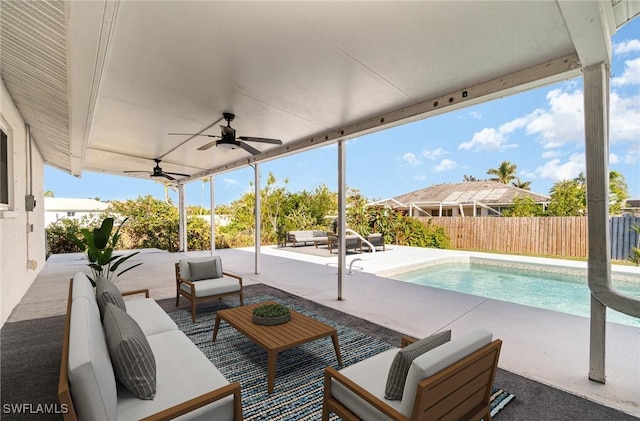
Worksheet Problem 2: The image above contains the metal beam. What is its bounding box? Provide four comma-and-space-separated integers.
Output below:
189, 54, 581, 180
337, 141, 346, 301
254, 163, 261, 274
178, 183, 186, 252
210, 176, 215, 253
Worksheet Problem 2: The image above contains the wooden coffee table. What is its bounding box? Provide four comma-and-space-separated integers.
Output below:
212, 301, 343, 394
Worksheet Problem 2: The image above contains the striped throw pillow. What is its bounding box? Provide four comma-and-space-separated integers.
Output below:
103, 303, 156, 400
384, 330, 451, 400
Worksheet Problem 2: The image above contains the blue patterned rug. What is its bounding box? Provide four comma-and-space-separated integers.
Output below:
168, 296, 515, 420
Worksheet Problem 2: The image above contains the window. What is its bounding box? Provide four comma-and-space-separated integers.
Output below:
1, 129, 8, 206
67, 212, 75, 217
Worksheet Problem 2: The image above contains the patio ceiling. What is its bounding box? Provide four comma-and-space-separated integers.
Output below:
1, 1, 639, 183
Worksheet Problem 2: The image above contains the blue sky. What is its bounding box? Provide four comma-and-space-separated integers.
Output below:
46, 19, 640, 207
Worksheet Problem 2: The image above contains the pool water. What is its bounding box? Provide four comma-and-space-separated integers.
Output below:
391, 263, 640, 327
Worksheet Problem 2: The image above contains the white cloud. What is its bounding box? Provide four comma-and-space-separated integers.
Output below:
400, 152, 421, 166
499, 116, 530, 134
610, 92, 640, 144
525, 88, 584, 148
223, 178, 239, 188
469, 111, 482, 119
610, 153, 621, 164
422, 148, 448, 160
520, 169, 537, 179
434, 159, 456, 172
612, 58, 640, 87
535, 153, 585, 182
542, 150, 562, 159
413, 174, 427, 181
613, 39, 640, 55
458, 128, 509, 151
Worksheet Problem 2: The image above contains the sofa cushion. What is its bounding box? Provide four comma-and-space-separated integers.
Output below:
117, 330, 235, 421
188, 259, 222, 281
103, 303, 157, 400
67, 297, 117, 421
96, 277, 126, 319
179, 256, 222, 282
384, 330, 451, 400
179, 276, 241, 298
399, 329, 493, 416
331, 348, 402, 421
125, 299, 178, 336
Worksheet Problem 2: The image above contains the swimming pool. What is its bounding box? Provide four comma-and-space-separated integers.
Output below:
390, 261, 640, 327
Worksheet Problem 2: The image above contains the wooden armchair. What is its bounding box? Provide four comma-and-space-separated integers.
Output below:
175, 256, 244, 322
323, 329, 502, 421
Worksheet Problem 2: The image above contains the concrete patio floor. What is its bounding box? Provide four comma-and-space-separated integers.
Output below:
8, 245, 640, 417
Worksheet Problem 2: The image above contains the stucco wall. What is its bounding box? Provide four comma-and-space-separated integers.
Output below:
0, 79, 46, 327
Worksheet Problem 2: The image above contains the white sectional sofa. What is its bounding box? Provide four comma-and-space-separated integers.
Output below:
59, 272, 242, 420
286, 230, 329, 247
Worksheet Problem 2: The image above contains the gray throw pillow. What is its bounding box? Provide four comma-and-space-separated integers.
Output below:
96, 276, 126, 319
384, 330, 451, 400
188, 259, 222, 281
103, 303, 156, 400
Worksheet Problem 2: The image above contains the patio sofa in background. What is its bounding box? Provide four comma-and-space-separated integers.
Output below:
59, 272, 242, 420
287, 230, 329, 247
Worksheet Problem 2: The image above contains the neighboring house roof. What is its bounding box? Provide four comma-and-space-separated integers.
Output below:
44, 197, 109, 212
389, 180, 550, 207
624, 198, 640, 208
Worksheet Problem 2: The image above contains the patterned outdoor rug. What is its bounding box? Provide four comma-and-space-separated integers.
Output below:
168, 296, 515, 420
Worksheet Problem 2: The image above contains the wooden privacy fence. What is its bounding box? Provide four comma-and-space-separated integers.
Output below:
419, 216, 639, 260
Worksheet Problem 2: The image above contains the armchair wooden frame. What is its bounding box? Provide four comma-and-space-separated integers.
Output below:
323, 336, 502, 421
175, 263, 244, 322
58, 278, 243, 421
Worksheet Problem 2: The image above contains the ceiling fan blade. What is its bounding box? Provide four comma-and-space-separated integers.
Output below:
162, 173, 176, 181
164, 171, 190, 177
238, 136, 282, 145
238, 141, 261, 155
169, 133, 220, 138
197, 140, 218, 151
123, 170, 149, 174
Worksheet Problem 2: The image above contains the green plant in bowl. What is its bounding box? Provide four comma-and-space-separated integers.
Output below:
252, 303, 291, 325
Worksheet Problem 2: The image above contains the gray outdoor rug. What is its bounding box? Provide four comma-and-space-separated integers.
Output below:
168, 295, 515, 420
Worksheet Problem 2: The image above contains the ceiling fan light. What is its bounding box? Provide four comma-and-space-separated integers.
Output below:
217, 142, 237, 151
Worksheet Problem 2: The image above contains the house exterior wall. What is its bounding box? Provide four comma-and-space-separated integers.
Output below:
0, 79, 46, 327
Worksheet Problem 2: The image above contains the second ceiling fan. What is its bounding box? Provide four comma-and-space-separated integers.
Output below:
170, 113, 282, 155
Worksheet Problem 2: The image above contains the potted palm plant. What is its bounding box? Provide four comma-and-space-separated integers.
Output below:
69, 217, 142, 286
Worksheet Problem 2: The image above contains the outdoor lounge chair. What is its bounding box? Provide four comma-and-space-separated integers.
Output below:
323, 329, 502, 421
175, 256, 244, 322
364, 233, 385, 252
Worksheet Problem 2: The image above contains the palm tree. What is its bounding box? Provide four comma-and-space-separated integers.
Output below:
462, 174, 477, 182
512, 178, 532, 190
487, 161, 518, 184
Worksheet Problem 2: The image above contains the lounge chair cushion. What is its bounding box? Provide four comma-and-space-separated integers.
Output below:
179, 276, 241, 298
331, 348, 402, 421
67, 297, 117, 421
96, 276, 126, 319
179, 256, 222, 282
188, 259, 223, 281
103, 303, 157, 400
399, 329, 493, 416
384, 330, 451, 400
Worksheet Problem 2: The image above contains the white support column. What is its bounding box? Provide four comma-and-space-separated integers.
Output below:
178, 183, 187, 252
254, 164, 261, 274
210, 177, 216, 254
337, 140, 346, 300
584, 63, 609, 384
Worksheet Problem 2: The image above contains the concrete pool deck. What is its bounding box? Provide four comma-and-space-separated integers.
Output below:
9, 245, 640, 416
